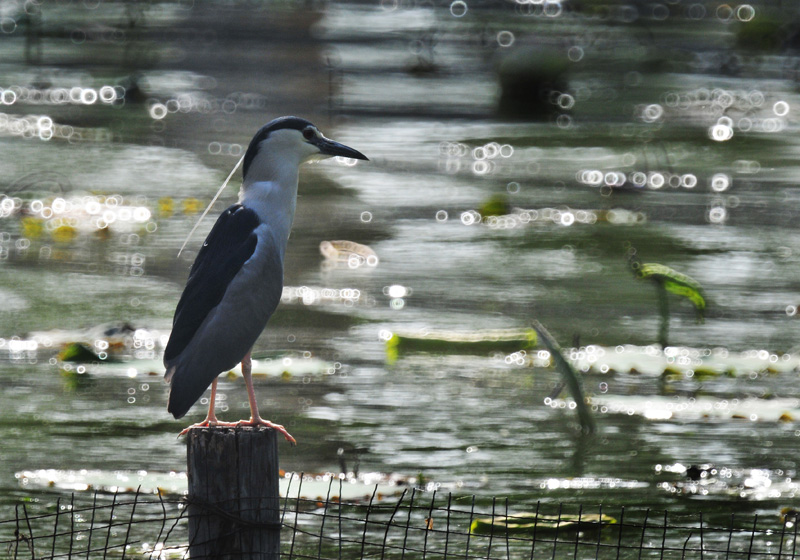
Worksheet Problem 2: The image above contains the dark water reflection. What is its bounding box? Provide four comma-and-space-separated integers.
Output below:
2, 0, 800, 551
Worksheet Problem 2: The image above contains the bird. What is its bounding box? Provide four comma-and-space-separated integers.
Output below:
163, 116, 368, 443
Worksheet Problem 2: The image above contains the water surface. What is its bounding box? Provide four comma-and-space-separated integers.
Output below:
2, 1, 800, 556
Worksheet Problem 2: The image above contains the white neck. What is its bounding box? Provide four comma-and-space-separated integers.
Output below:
240, 161, 300, 260
237, 128, 320, 260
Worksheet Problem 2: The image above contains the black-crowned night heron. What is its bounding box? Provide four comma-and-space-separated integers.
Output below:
164, 116, 368, 443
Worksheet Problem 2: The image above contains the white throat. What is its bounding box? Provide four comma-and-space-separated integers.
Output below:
237, 128, 321, 259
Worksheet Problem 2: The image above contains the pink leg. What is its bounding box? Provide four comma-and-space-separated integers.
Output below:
178, 378, 235, 436
236, 352, 297, 445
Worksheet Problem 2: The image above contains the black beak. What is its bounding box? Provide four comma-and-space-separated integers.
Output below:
315, 137, 369, 161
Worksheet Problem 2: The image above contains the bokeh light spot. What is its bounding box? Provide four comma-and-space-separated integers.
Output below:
710, 173, 730, 192
496, 30, 514, 48
450, 1, 467, 17
149, 103, 168, 120
736, 4, 755, 21
773, 101, 789, 117
567, 46, 584, 62
709, 123, 733, 142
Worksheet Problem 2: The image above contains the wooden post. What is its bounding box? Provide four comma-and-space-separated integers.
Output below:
186, 427, 281, 560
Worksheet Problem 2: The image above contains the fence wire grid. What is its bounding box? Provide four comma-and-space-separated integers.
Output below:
2, 480, 798, 560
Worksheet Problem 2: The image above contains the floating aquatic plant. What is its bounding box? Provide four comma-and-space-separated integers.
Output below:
385, 328, 537, 363
319, 240, 379, 269
471, 511, 616, 536
478, 193, 511, 217
628, 251, 706, 348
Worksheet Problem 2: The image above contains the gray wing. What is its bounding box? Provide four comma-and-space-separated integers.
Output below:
163, 204, 260, 366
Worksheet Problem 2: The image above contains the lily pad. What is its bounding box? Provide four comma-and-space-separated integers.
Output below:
386, 328, 536, 359
57, 353, 335, 381
508, 344, 800, 378
591, 394, 800, 422
319, 240, 379, 269
471, 512, 616, 535
568, 345, 800, 378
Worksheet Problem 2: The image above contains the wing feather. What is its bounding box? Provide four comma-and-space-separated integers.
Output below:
164, 204, 260, 365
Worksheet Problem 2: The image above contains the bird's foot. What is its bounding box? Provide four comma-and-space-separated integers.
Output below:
178, 419, 237, 436
236, 417, 297, 445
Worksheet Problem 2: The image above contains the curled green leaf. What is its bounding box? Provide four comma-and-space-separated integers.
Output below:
638, 263, 706, 319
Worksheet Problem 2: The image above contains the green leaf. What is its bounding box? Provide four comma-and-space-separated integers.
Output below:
58, 342, 102, 362
638, 263, 706, 318
385, 329, 537, 361
470, 512, 616, 535
478, 193, 511, 217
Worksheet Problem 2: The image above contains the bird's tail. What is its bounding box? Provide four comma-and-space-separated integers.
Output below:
164, 365, 202, 420
167, 383, 193, 419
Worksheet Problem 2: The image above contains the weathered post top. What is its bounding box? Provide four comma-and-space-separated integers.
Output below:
186, 426, 281, 560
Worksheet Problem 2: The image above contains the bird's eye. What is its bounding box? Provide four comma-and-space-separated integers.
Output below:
302, 127, 315, 141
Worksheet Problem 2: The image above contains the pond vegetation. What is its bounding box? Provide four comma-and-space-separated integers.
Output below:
2, 0, 800, 556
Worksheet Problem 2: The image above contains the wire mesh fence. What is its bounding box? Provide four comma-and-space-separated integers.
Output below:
2, 478, 798, 560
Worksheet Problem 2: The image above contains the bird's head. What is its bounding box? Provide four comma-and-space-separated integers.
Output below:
242, 116, 368, 184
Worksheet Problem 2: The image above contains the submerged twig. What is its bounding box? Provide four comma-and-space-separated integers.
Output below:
531, 320, 595, 434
